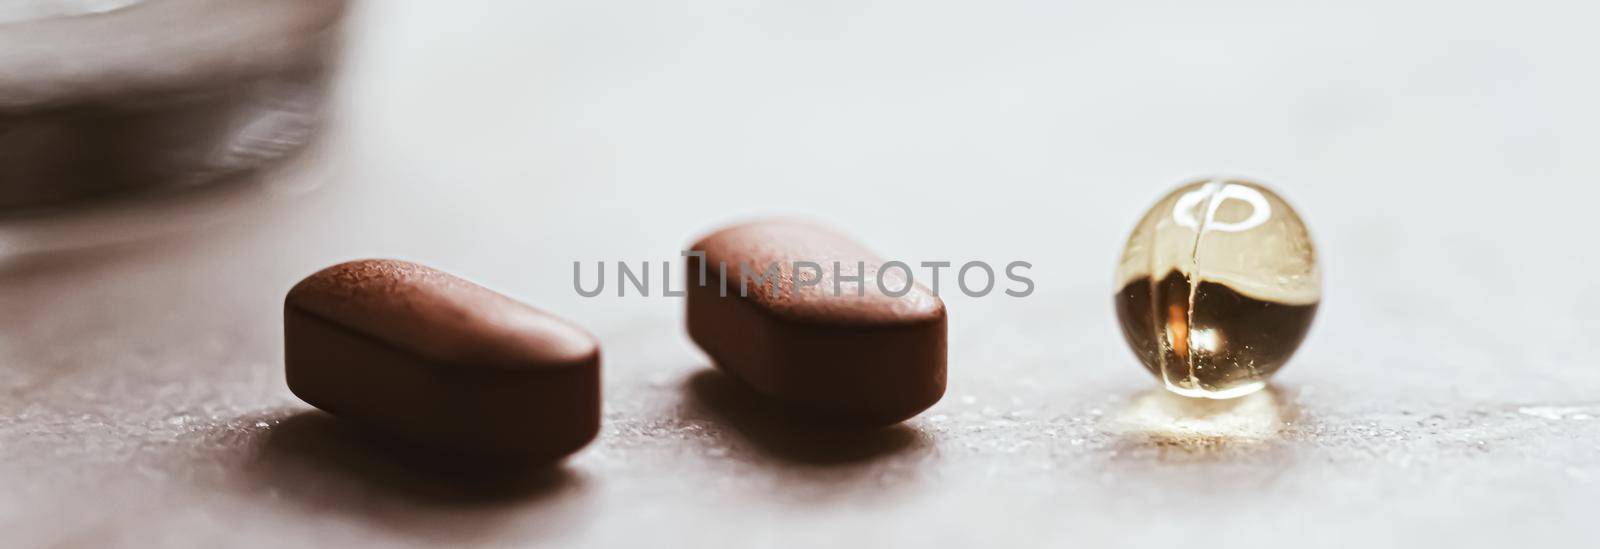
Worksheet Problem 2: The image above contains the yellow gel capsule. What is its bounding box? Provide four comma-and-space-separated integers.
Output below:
1114, 178, 1320, 399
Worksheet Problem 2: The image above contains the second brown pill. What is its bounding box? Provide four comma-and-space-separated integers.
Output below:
686, 219, 947, 427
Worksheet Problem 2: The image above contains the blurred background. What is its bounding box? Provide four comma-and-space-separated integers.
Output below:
2, 1, 1596, 547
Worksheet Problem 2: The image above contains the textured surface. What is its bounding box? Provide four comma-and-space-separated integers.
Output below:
3, 1, 1598, 547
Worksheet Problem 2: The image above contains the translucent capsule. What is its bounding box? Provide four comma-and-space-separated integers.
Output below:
1114, 178, 1320, 399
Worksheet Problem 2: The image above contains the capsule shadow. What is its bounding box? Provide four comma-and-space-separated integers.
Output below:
246, 410, 592, 541
679, 369, 931, 466
1107, 385, 1296, 460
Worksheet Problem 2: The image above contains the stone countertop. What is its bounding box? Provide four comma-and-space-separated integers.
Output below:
2, 1, 1597, 547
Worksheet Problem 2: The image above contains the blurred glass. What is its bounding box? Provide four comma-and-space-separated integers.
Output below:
0, 0, 146, 24
0, 0, 347, 254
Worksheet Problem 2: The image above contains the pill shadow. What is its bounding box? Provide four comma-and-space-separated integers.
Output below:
680, 369, 932, 466
245, 410, 593, 541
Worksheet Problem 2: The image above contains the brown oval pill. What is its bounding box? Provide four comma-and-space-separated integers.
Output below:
686, 219, 947, 427
284, 259, 599, 464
